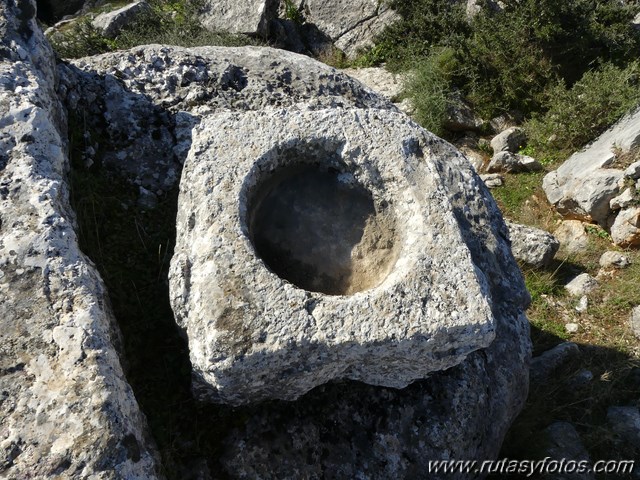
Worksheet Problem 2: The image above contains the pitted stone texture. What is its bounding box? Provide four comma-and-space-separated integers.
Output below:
216, 113, 531, 477
169, 108, 498, 405
506, 221, 559, 268
0, 1, 160, 477
57, 45, 395, 191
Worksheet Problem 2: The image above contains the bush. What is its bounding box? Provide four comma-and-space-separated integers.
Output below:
526, 61, 640, 164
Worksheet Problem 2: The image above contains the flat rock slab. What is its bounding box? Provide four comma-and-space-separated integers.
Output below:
169, 108, 497, 405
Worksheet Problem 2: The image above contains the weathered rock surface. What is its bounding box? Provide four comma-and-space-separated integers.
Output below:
565, 273, 598, 297
554, 220, 589, 255
630, 306, 640, 340
543, 106, 640, 226
91, 0, 150, 38
480, 173, 504, 188
444, 93, 484, 132
611, 206, 640, 247
170, 108, 498, 405
490, 126, 526, 153
58, 45, 394, 192
200, 0, 276, 36
507, 221, 559, 268
58, 42, 531, 478
0, 1, 160, 477
342, 66, 403, 102
610, 187, 635, 210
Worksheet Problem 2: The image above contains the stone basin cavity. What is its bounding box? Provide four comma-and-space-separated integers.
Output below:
247, 163, 397, 296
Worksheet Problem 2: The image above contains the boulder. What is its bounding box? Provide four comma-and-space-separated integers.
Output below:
610, 188, 635, 210
200, 0, 276, 36
490, 126, 526, 153
0, 1, 161, 477
565, 273, 598, 297
554, 220, 589, 255
60, 42, 531, 478
342, 66, 404, 102
506, 221, 559, 268
170, 108, 498, 404
611, 207, 640, 247
543, 105, 640, 226
489, 110, 523, 134
487, 151, 542, 173
625, 160, 640, 179
91, 1, 150, 38
444, 93, 484, 132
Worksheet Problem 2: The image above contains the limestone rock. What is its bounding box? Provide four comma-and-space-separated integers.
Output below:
554, 220, 589, 255
506, 221, 559, 268
565, 273, 598, 297
215, 111, 531, 478
170, 108, 498, 405
487, 151, 542, 173
58, 45, 394, 192
530, 342, 580, 386
610, 187, 635, 210
444, 94, 484, 132
599, 251, 631, 269
543, 105, 640, 225
611, 207, 640, 247
200, 0, 275, 36
630, 306, 640, 340
489, 110, 523, 134
480, 173, 504, 188
0, 1, 161, 477
490, 126, 526, 153
333, 7, 400, 58
342, 66, 403, 102
91, 1, 150, 38
625, 160, 640, 179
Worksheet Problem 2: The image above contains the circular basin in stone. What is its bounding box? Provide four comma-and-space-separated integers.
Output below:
247, 164, 397, 295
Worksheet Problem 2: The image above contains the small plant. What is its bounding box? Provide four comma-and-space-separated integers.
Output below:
585, 224, 612, 241
282, 0, 304, 24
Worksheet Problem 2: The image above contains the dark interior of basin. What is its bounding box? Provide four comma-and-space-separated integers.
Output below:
248, 163, 398, 295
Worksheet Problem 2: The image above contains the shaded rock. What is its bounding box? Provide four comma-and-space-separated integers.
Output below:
170, 108, 498, 405
91, 1, 150, 38
200, 0, 276, 36
0, 1, 161, 477
607, 406, 640, 449
610, 188, 635, 210
543, 105, 640, 225
611, 206, 640, 247
530, 342, 580, 386
542, 422, 594, 480
488, 151, 542, 173
35, 0, 85, 23
489, 110, 523, 134
599, 251, 631, 269
567, 369, 594, 390
444, 93, 484, 132
565, 273, 598, 297
480, 173, 504, 188
461, 148, 485, 172
506, 221, 559, 268
490, 127, 526, 153
625, 160, 640, 179
554, 220, 589, 255
630, 306, 640, 340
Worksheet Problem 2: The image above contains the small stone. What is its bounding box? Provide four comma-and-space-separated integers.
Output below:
490, 127, 526, 153
611, 207, 640, 247
630, 306, 640, 340
480, 173, 503, 188
554, 220, 589, 255
610, 188, 635, 210
599, 251, 630, 269
506, 221, 559, 268
565, 323, 580, 333
565, 273, 598, 297
567, 369, 594, 389
575, 295, 588, 312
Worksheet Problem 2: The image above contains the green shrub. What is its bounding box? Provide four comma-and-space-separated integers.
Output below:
403, 48, 458, 135
526, 61, 640, 164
